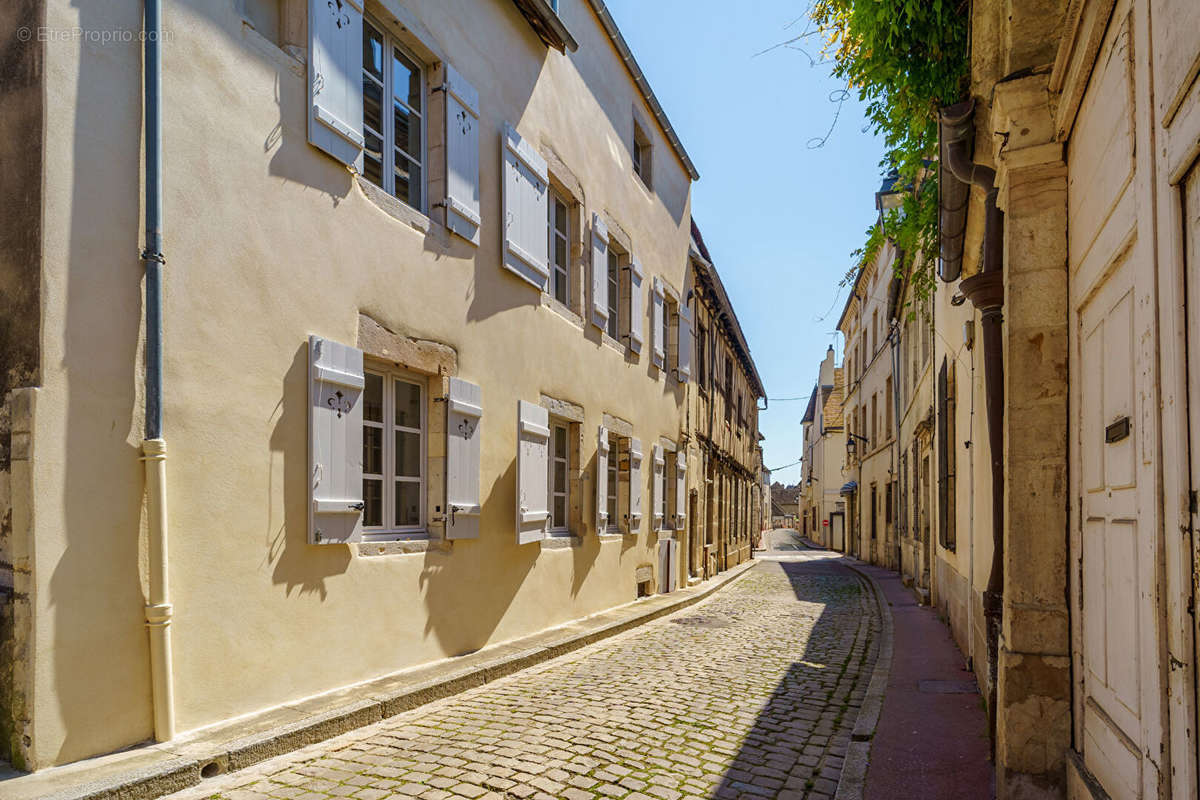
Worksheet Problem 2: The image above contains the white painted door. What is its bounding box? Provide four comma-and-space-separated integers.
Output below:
831, 513, 844, 552
1077, 256, 1148, 799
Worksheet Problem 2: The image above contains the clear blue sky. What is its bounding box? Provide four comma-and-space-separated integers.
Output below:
606, 0, 888, 486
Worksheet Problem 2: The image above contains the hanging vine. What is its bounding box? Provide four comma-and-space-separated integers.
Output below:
810, 0, 969, 304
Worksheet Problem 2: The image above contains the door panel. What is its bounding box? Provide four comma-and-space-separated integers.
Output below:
1078, 257, 1146, 787
1185, 165, 1200, 788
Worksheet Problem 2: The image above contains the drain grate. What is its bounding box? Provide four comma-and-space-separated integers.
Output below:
671, 615, 733, 629
918, 679, 979, 694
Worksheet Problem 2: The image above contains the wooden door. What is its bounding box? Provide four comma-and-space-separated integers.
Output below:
1077, 255, 1150, 798
1184, 164, 1200, 793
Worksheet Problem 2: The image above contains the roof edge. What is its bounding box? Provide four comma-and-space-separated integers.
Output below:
585, 0, 700, 181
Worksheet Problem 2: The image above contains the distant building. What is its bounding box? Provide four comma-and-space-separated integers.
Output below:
798, 347, 847, 550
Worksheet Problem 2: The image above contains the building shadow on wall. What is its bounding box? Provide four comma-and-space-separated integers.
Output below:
711, 559, 874, 799
418, 458, 536, 657
266, 343, 351, 599
51, 1, 155, 765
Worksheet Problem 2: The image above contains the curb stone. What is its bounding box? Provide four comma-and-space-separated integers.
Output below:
3, 560, 758, 800
834, 559, 895, 800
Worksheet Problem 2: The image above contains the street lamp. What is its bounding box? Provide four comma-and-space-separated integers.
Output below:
845, 432, 869, 460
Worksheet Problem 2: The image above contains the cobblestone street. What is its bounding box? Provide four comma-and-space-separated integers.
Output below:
171, 554, 879, 800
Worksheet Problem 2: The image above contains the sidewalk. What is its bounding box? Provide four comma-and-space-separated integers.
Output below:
853, 562, 994, 799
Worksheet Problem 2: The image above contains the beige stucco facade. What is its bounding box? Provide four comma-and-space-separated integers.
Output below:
0, 0, 763, 771
838, 241, 900, 569
799, 347, 847, 551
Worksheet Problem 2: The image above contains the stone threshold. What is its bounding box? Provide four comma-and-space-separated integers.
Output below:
2, 560, 758, 800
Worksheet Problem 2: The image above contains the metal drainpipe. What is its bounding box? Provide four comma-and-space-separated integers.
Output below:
940, 98, 1005, 749
140, 0, 175, 743
890, 322, 902, 573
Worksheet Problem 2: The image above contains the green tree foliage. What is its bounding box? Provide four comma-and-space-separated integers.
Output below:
812, 0, 968, 302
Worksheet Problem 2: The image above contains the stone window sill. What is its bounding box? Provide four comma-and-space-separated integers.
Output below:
600, 332, 626, 354
540, 294, 585, 330
357, 538, 450, 557
598, 533, 624, 543
356, 176, 432, 235
541, 534, 582, 549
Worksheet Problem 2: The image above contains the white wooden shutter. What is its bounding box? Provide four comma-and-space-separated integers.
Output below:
677, 302, 693, 382
651, 278, 665, 369
440, 64, 480, 245
502, 124, 550, 290
308, 335, 365, 544
658, 538, 678, 593
516, 401, 550, 544
652, 444, 665, 529
628, 437, 644, 527
596, 425, 610, 532
675, 449, 688, 524
446, 377, 483, 540
590, 214, 609, 330
308, 0, 364, 168
629, 258, 645, 353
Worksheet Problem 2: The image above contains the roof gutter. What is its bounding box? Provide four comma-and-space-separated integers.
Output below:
585, 0, 700, 181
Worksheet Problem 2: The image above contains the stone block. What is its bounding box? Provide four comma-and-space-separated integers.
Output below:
996, 648, 1071, 779
1006, 327, 1068, 407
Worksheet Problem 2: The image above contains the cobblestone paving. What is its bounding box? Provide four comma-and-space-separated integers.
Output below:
172, 555, 879, 800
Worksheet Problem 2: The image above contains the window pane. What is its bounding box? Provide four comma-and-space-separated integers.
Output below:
394, 380, 421, 429
363, 78, 383, 139
392, 47, 422, 113
363, 129, 384, 188
395, 481, 420, 527
363, 426, 383, 475
394, 151, 421, 208
553, 266, 567, 305
553, 460, 566, 494
554, 425, 567, 459
363, 23, 384, 81
554, 236, 567, 271
395, 431, 421, 478
555, 199, 567, 232
363, 478, 383, 527
393, 101, 421, 162
552, 495, 566, 529
364, 373, 383, 423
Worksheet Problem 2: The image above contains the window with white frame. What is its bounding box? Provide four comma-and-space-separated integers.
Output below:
362, 369, 426, 537
606, 248, 621, 339
606, 432, 621, 532
549, 419, 570, 533
662, 449, 677, 529
362, 19, 425, 210
662, 294, 676, 375
548, 189, 570, 306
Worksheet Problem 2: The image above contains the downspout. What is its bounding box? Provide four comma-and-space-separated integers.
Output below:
890, 322, 902, 573
141, 0, 175, 742
939, 98, 1004, 748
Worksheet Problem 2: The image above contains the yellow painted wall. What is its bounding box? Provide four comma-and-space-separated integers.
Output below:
29, 0, 700, 768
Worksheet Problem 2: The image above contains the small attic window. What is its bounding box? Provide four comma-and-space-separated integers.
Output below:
632, 119, 652, 188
